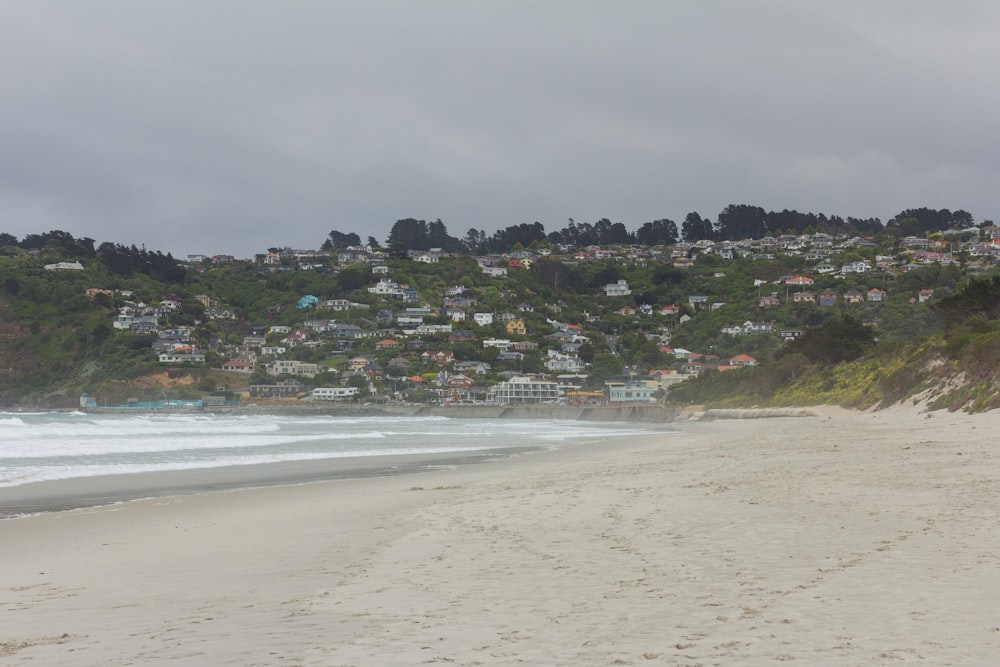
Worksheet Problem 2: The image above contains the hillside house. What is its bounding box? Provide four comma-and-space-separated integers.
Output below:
604, 280, 632, 297
267, 360, 321, 377
866, 288, 887, 303
506, 319, 527, 336
421, 350, 455, 365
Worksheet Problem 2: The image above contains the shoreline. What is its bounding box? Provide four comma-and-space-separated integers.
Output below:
3, 405, 997, 665
0, 444, 548, 519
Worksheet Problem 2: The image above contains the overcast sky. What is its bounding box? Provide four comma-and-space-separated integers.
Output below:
1, 1, 998, 258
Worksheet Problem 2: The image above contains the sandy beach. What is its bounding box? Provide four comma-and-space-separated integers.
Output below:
2, 405, 999, 666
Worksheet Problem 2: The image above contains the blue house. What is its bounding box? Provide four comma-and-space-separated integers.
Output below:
297, 294, 319, 309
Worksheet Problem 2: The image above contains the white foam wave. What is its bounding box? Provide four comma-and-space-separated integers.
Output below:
0, 443, 501, 487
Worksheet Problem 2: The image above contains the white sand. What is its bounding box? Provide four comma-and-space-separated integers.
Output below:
2, 406, 999, 666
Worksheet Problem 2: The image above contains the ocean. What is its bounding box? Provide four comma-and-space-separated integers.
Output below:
0, 411, 669, 517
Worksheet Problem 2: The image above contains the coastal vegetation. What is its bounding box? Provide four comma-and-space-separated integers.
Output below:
0, 206, 998, 411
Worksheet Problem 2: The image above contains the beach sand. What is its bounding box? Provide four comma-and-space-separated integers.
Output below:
2, 405, 998, 666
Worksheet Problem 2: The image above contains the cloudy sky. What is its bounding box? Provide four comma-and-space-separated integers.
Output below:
1, 1, 998, 258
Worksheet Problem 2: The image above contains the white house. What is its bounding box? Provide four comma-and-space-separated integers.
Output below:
267, 360, 321, 377
544, 353, 587, 372
308, 387, 359, 401
488, 376, 561, 404
483, 338, 513, 350
604, 280, 632, 297
473, 312, 494, 326
368, 279, 404, 296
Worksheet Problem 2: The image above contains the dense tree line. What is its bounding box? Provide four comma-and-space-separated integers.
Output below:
0, 229, 186, 282
328, 205, 988, 256
96, 243, 187, 282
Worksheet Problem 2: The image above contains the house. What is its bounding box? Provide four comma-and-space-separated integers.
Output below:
406, 338, 428, 350
843, 290, 864, 304
455, 360, 491, 375
506, 319, 527, 336
688, 295, 709, 309
473, 312, 494, 326
544, 353, 587, 372
649, 369, 694, 387
348, 355, 376, 371
158, 350, 206, 363
297, 295, 319, 309
729, 354, 758, 367
659, 305, 682, 316
374, 339, 400, 350
421, 350, 455, 365
793, 291, 815, 303
918, 289, 935, 303
605, 377, 658, 404
445, 374, 474, 389
448, 330, 476, 343
487, 376, 561, 404
414, 324, 452, 335
369, 279, 403, 296
330, 324, 363, 339
281, 330, 311, 347
321, 299, 366, 311
840, 261, 872, 274
722, 321, 774, 336
866, 288, 887, 302
221, 359, 255, 373
44, 261, 85, 271
604, 280, 632, 297
785, 276, 814, 286
818, 290, 838, 307
383, 354, 408, 367
480, 265, 509, 279
249, 379, 305, 399
615, 306, 637, 317
86, 288, 115, 300
446, 308, 467, 322
308, 387, 359, 401
267, 360, 321, 377
483, 338, 513, 350
759, 294, 781, 309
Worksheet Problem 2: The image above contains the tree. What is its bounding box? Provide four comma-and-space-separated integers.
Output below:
681, 212, 714, 241
387, 218, 429, 250
322, 230, 361, 250
635, 219, 679, 246
779, 315, 876, 364
589, 353, 625, 386
462, 228, 486, 253
3, 276, 20, 296
717, 204, 768, 241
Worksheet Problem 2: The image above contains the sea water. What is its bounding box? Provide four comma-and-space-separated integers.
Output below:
0, 411, 663, 489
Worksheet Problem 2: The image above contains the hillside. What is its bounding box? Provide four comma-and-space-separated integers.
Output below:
0, 226, 998, 410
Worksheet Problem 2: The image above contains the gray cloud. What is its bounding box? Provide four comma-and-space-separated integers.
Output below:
1, 1, 997, 257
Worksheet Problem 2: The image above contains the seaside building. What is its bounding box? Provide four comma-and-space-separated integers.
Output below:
307, 387, 360, 401
249, 379, 305, 399
605, 376, 659, 404
267, 359, 321, 377
487, 376, 561, 404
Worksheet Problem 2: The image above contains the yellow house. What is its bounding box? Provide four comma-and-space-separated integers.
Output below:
506, 318, 527, 336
